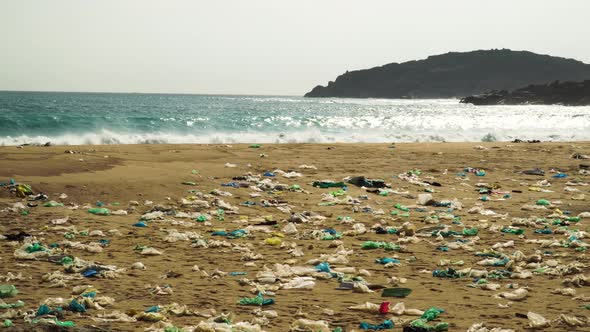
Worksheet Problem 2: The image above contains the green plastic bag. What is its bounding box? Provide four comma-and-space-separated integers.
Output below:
0, 285, 18, 298
25, 243, 45, 253
411, 319, 449, 331
0, 300, 24, 309
330, 189, 346, 197
462, 227, 478, 236
410, 307, 449, 331
237, 293, 274, 306
43, 201, 64, 207
536, 199, 550, 206
312, 181, 346, 189
394, 203, 409, 212
361, 241, 400, 251
54, 319, 75, 327
16, 184, 33, 198
501, 228, 524, 235
88, 208, 110, 215
421, 307, 445, 321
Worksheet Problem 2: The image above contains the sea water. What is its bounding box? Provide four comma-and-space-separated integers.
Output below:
1, 91, 589, 146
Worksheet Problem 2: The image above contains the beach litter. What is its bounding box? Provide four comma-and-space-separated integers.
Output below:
1, 144, 589, 331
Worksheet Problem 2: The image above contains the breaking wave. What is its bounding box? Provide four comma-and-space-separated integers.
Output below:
1, 92, 589, 146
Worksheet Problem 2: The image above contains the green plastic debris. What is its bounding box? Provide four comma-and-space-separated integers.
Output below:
410, 307, 449, 331
432, 268, 462, 278
2, 320, 12, 327
88, 207, 110, 215
35, 304, 51, 317
69, 299, 86, 313
217, 209, 225, 221
16, 184, 34, 198
43, 201, 63, 207
165, 327, 182, 332
32, 316, 73, 327
249, 144, 261, 148
133, 244, 148, 251
411, 320, 449, 331
312, 181, 346, 189
237, 293, 274, 306
421, 307, 445, 321
321, 233, 342, 241
462, 227, 478, 236
60, 256, 74, 266
536, 199, 550, 206
566, 217, 581, 222
381, 287, 412, 298
0, 300, 24, 309
21, 210, 29, 216
394, 203, 409, 212
25, 243, 45, 253
501, 228, 524, 235
361, 241, 400, 251
0, 285, 18, 299
433, 230, 461, 238
191, 169, 199, 174
330, 189, 346, 197
54, 319, 75, 327
196, 215, 207, 222
408, 169, 421, 176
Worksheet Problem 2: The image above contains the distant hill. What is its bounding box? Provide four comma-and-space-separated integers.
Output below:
460, 80, 590, 106
304, 49, 590, 99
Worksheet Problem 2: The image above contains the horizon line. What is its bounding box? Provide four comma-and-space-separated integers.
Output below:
0, 89, 300, 97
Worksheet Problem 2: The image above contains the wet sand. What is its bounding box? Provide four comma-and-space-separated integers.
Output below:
1, 142, 589, 331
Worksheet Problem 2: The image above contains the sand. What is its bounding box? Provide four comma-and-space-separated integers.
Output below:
1, 142, 589, 331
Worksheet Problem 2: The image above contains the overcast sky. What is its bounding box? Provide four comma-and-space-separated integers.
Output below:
1, 0, 589, 95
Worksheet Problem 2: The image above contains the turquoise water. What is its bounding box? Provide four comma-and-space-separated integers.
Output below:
1, 91, 589, 145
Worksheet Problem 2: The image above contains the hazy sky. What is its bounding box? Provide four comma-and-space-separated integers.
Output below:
1, 0, 589, 95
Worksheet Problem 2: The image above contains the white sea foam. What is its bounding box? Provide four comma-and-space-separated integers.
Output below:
1, 126, 589, 146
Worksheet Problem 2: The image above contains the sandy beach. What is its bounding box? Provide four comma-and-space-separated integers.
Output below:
1, 142, 589, 331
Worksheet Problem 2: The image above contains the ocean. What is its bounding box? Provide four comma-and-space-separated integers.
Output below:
1, 91, 589, 146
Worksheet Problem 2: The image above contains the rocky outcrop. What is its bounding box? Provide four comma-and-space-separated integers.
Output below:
460, 80, 590, 106
304, 49, 590, 99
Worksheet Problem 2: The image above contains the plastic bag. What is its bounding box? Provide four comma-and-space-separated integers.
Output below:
0, 285, 18, 298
